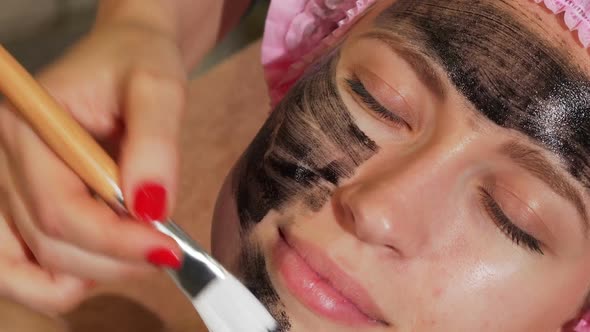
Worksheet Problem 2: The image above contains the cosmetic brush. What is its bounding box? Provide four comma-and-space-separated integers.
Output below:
0, 45, 277, 332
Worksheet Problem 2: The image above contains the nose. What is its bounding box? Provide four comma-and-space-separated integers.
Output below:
335, 157, 446, 257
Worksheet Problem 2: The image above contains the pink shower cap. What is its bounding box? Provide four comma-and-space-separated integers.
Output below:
261, 0, 590, 107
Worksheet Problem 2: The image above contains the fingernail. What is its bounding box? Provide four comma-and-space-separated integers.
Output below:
146, 248, 182, 269
133, 182, 167, 222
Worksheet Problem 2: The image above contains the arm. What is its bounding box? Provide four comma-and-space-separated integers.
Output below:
95, 0, 253, 70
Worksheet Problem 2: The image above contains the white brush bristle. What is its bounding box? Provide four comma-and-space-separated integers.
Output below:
193, 274, 277, 332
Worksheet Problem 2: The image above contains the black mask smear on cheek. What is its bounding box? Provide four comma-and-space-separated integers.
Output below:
233, 54, 378, 230
377, 0, 590, 187
238, 242, 291, 332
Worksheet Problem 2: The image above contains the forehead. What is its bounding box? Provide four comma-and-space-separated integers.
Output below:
372, 0, 590, 188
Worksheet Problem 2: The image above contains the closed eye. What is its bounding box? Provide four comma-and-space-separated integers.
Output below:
345, 75, 410, 130
479, 187, 544, 255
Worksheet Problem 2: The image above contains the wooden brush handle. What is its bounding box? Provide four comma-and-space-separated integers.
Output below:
0, 45, 123, 207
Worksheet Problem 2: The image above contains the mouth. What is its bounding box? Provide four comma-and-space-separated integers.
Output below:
273, 226, 389, 327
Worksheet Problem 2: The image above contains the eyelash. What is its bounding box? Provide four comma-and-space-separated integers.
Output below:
345, 76, 410, 129
478, 188, 544, 255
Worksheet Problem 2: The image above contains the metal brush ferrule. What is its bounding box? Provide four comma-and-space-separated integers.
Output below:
106, 192, 225, 300
153, 219, 228, 298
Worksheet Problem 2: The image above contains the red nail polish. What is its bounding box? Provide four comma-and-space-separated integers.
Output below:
146, 248, 182, 269
133, 182, 167, 222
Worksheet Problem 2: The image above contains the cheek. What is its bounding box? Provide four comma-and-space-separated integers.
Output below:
211, 173, 243, 268
419, 240, 584, 331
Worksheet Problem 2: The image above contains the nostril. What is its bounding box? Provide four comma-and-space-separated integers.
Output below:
383, 244, 403, 258
331, 187, 357, 235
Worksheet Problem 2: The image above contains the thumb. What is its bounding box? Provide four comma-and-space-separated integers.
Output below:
120, 69, 187, 222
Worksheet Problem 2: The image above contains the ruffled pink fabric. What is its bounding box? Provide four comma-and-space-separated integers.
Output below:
532, 0, 590, 48
261, 0, 376, 106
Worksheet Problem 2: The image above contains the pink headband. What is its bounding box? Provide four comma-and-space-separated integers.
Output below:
532, 0, 590, 48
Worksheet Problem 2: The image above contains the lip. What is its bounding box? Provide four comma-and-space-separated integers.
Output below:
273, 227, 388, 327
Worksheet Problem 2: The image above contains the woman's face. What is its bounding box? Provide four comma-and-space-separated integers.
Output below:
211, 0, 590, 331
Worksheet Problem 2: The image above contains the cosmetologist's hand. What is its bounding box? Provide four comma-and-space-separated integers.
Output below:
0, 21, 187, 314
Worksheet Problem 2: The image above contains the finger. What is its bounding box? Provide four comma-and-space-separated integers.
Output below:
120, 68, 187, 222
0, 259, 87, 315
1, 182, 87, 314
11, 178, 181, 272
24, 233, 154, 282
0, 206, 31, 262
1, 145, 41, 264
10, 190, 156, 281
0, 104, 17, 149
7, 107, 94, 202
38, 193, 180, 267
33, 46, 121, 138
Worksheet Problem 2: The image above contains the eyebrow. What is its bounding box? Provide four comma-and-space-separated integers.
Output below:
501, 141, 589, 235
360, 31, 446, 100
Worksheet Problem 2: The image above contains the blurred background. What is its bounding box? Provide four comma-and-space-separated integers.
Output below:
0, 0, 268, 74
